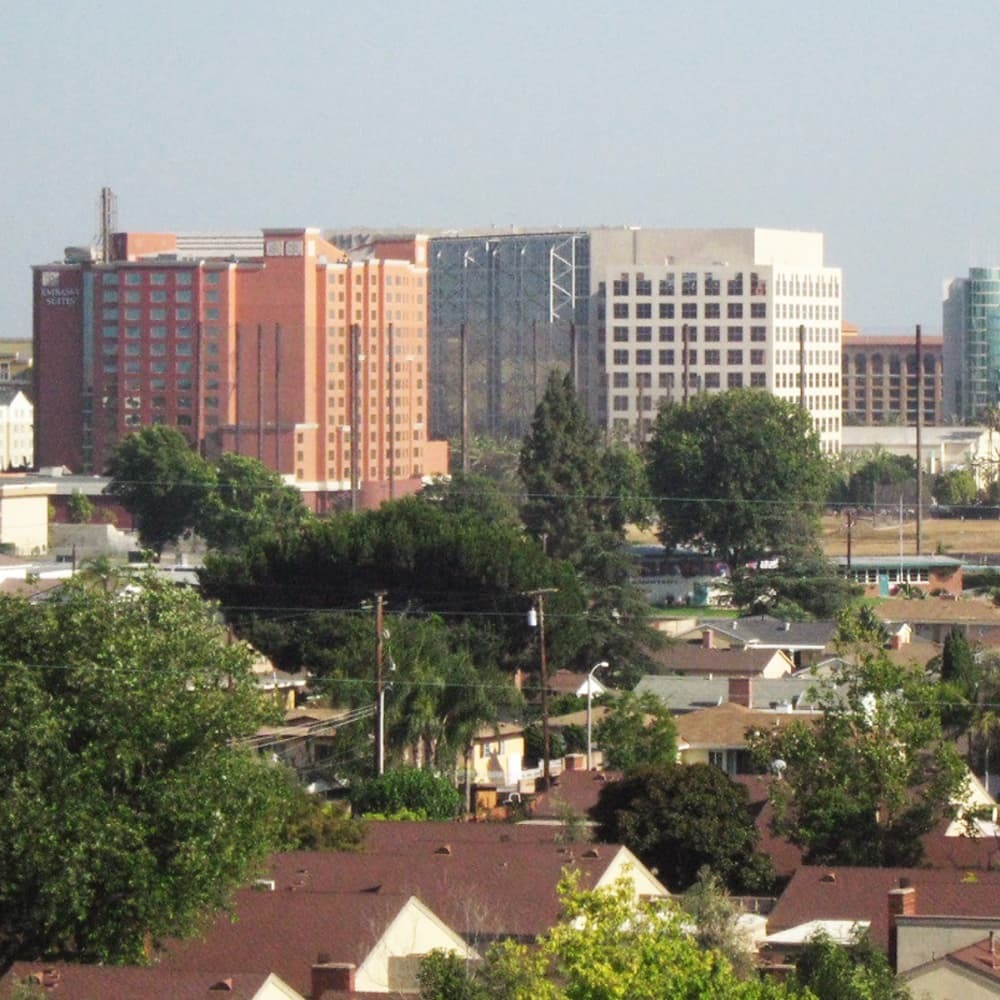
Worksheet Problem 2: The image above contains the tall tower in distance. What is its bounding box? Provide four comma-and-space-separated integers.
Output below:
943, 267, 1000, 423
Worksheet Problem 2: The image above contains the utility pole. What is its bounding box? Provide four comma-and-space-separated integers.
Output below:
524, 587, 558, 787
374, 591, 387, 776
845, 508, 855, 570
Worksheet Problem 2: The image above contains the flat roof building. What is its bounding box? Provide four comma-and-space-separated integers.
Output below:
33, 229, 446, 509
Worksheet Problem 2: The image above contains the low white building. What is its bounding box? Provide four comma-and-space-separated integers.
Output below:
0, 387, 32, 470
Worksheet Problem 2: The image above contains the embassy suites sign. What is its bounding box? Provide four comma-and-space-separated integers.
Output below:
39, 271, 80, 307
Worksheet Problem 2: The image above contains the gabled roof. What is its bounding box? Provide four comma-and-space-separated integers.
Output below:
261, 825, 667, 942
937, 937, 1000, 984
877, 597, 1000, 626
698, 615, 836, 651
635, 674, 826, 713
0, 966, 301, 999
768, 867, 1000, 952
647, 646, 793, 677
674, 701, 819, 750
548, 669, 608, 696
156, 891, 450, 998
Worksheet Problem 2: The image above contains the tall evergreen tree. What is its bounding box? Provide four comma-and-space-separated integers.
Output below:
519, 372, 612, 565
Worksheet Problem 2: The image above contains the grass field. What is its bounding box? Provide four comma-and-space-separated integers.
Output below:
821, 512, 1000, 559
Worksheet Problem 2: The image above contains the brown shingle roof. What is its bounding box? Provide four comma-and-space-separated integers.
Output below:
0, 965, 292, 1000
529, 769, 623, 820
675, 701, 820, 749
877, 598, 1000, 625
156, 890, 414, 997
944, 937, 1000, 982
768, 866, 1000, 952
647, 646, 790, 676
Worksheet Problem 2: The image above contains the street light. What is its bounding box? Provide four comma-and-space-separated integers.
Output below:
586, 660, 609, 771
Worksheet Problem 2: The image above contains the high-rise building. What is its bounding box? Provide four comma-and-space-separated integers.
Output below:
32, 228, 446, 508
335, 227, 842, 449
840, 327, 943, 426
597, 229, 843, 453
942, 267, 1000, 423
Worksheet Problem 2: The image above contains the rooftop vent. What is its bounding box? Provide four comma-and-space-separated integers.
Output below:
209, 978, 234, 991
820, 872, 837, 883
434, 845, 452, 855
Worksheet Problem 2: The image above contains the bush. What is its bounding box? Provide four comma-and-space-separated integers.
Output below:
350, 767, 462, 820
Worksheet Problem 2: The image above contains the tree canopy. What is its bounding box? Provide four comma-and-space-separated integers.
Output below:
105, 426, 215, 554
646, 390, 830, 568
591, 763, 775, 893
419, 872, 803, 1000
593, 690, 678, 770
749, 650, 968, 867
791, 929, 911, 1000
351, 767, 463, 820
0, 577, 292, 964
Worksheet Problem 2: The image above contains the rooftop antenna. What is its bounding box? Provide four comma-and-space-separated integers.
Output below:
98, 187, 117, 262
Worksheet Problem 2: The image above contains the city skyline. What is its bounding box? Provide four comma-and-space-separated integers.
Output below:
5, 2, 1000, 342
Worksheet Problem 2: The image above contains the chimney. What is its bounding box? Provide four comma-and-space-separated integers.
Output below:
728, 676, 752, 708
889, 634, 902, 650
702, 629, 714, 650
887, 881, 916, 972
312, 960, 356, 996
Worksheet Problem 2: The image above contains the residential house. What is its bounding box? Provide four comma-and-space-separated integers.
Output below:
692, 615, 836, 669
0, 967, 305, 999
157, 889, 475, 996
648, 643, 795, 679
674, 701, 820, 775
547, 668, 610, 699
635, 673, 826, 715
466, 722, 525, 791
876, 596, 1000, 647
253, 707, 351, 794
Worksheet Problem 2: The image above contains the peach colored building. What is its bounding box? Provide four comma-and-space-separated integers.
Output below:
33, 229, 446, 509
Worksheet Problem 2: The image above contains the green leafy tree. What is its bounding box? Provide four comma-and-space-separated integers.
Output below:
351, 767, 462, 820
66, 489, 95, 524
593, 690, 678, 771
0, 577, 292, 964
603, 442, 656, 531
933, 467, 978, 506
421, 471, 521, 530
749, 654, 968, 867
682, 866, 757, 979
195, 452, 309, 551
791, 929, 911, 1000
838, 451, 916, 506
105, 426, 215, 554
280, 782, 366, 851
592, 763, 775, 893
646, 390, 830, 568
420, 873, 803, 1000
519, 372, 614, 565
940, 626, 978, 689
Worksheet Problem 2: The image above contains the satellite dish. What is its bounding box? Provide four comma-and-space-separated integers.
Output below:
771, 759, 787, 778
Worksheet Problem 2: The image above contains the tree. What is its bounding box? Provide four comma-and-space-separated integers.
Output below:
419, 873, 802, 1000
791, 929, 911, 1000
66, 489, 94, 524
592, 763, 775, 893
838, 451, 916, 507
280, 782, 366, 851
593, 690, 678, 770
421, 471, 521, 530
195, 452, 309, 551
0, 577, 293, 964
350, 767, 462, 820
681, 867, 757, 979
519, 372, 613, 565
104, 426, 215, 554
603, 442, 656, 531
748, 654, 968, 867
933, 468, 978, 506
646, 391, 830, 568
938, 625, 980, 734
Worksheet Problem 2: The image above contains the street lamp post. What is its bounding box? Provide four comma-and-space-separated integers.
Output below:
586, 660, 609, 771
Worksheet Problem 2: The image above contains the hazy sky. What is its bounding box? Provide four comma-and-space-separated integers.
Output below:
5, 1, 1000, 338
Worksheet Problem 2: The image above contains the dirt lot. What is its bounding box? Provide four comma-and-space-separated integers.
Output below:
821, 512, 1000, 559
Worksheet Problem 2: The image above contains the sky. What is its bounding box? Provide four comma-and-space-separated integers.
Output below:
4, 1, 1000, 338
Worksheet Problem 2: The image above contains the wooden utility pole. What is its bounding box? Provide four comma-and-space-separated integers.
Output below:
523, 588, 558, 787
374, 591, 387, 775
915, 323, 923, 554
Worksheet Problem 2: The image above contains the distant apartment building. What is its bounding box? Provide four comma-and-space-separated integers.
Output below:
600, 229, 843, 453
0, 388, 33, 469
0, 340, 33, 388
332, 227, 842, 450
841, 327, 943, 426
32, 229, 445, 508
943, 267, 1000, 422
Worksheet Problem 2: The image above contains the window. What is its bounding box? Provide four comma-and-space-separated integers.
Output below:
681, 303, 697, 319
705, 350, 720, 365
612, 372, 629, 387
635, 277, 652, 296
613, 303, 629, 318
681, 272, 697, 295
205, 308, 220, 320
728, 372, 743, 388
705, 302, 720, 319
150, 343, 166, 357
658, 372, 675, 388
705, 372, 721, 388
684, 326, 697, 342
612, 350, 629, 365
125, 273, 141, 286
612, 277, 629, 296
659, 274, 675, 295
176, 325, 192, 338
204, 272, 218, 285
150, 290, 167, 303
751, 372, 767, 387
750, 350, 765, 365
125, 308, 141, 321
613, 327, 629, 342
150, 325, 167, 338
727, 302, 743, 319
636, 326, 652, 342
102, 272, 118, 286
704, 326, 721, 342
176, 343, 193, 356
727, 327, 743, 341
751, 326, 767, 342
150, 308, 166, 321
658, 326, 675, 341
176, 362, 192, 373
751, 302, 767, 318
659, 302, 675, 319
686, 350, 697, 364
613, 395, 629, 411
727, 273, 744, 296
636, 350, 652, 365
125, 326, 140, 339
150, 272, 167, 286
176, 272, 192, 286
636, 302, 652, 319
176, 308, 192, 321
704, 273, 721, 296
727, 350, 744, 365
125, 343, 141, 357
